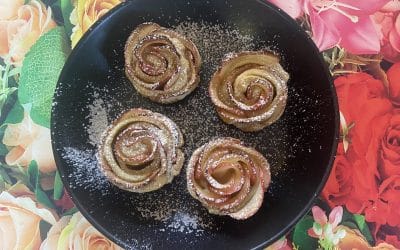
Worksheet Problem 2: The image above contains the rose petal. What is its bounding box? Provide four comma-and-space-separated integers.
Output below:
70, 0, 122, 48
5, 146, 31, 166
0, 0, 56, 65
0, 192, 57, 225
382, 44, 400, 62
31, 127, 56, 173
40, 216, 71, 250
322, 153, 353, 207
0, 215, 17, 250
3, 112, 56, 173
380, 156, 400, 178
0, 21, 11, 55
57, 213, 78, 250
0, 0, 24, 20
2, 113, 39, 148
7, 183, 33, 197
381, 1, 400, 12
268, 0, 303, 19
387, 62, 400, 104
8, 207, 41, 249
389, 28, 400, 52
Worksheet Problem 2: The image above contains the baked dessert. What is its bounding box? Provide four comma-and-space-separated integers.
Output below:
99, 108, 184, 192
186, 137, 271, 220
124, 22, 201, 104
209, 51, 289, 132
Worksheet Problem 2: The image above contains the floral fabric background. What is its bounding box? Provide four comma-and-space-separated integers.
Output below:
0, 0, 399, 249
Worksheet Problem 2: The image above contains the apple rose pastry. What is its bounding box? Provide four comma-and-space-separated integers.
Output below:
99, 108, 184, 193
209, 51, 289, 132
124, 22, 201, 104
187, 137, 271, 219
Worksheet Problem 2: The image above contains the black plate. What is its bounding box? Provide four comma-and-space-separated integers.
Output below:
51, 0, 339, 249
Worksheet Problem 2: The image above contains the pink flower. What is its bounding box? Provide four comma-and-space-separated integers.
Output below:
308, 206, 346, 248
373, 1, 400, 62
268, 0, 303, 19
268, 0, 390, 54
308, 206, 343, 236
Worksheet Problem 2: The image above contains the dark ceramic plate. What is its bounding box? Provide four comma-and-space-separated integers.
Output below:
51, 0, 339, 249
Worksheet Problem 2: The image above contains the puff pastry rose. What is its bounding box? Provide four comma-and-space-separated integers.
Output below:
99, 108, 184, 193
124, 22, 201, 104
209, 51, 289, 132
187, 137, 271, 220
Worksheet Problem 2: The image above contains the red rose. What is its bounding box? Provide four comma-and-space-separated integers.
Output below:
323, 73, 393, 213
387, 62, 400, 105
344, 151, 379, 214
372, 175, 400, 227
335, 73, 392, 168
322, 144, 353, 208
379, 114, 400, 178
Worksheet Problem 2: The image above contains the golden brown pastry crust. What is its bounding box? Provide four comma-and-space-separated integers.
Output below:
209, 51, 289, 132
125, 22, 201, 104
186, 137, 271, 220
99, 108, 184, 193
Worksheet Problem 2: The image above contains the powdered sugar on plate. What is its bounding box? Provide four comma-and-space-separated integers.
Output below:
62, 147, 111, 195
86, 92, 109, 147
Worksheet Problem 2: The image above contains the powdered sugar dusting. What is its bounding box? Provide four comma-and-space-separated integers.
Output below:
174, 21, 256, 75
87, 92, 109, 146
62, 147, 111, 194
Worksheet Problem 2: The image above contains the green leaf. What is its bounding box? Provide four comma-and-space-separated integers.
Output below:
0, 165, 12, 184
51, 0, 74, 37
28, 161, 55, 209
8, 66, 21, 77
53, 170, 64, 200
39, 220, 52, 241
18, 27, 70, 128
62, 206, 78, 216
60, 0, 74, 37
3, 99, 24, 124
341, 207, 354, 223
8, 167, 30, 187
0, 94, 7, 117
27, 161, 37, 186
341, 221, 358, 230
0, 143, 7, 155
0, 177, 5, 192
353, 214, 374, 244
0, 126, 8, 156
292, 215, 319, 250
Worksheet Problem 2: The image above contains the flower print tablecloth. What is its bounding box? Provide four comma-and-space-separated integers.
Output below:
1, 0, 400, 249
